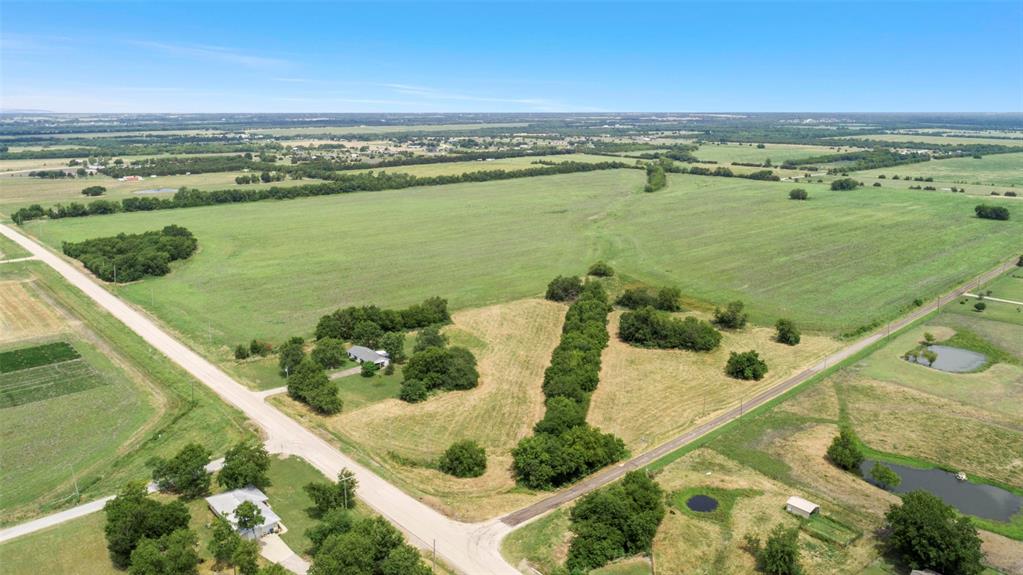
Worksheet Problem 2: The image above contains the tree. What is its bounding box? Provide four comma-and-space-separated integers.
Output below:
218, 440, 271, 490
311, 338, 346, 369
234, 344, 251, 360
379, 331, 406, 363
234, 500, 264, 537
413, 325, 447, 352
208, 517, 241, 568
81, 185, 107, 196
545, 275, 583, 302
830, 177, 860, 191
361, 361, 379, 377
278, 337, 306, 376
788, 188, 808, 200
149, 443, 211, 499
104, 482, 191, 569
232, 538, 261, 575
974, 301, 986, 312
128, 529, 200, 575
534, 396, 587, 435
438, 440, 487, 478
287, 359, 342, 414
885, 491, 984, 575
758, 525, 802, 575
352, 320, 384, 348
656, 286, 682, 312
305, 468, 358, 516
713, 300, 748, 329
308, 508, 354, 555
309, 516, 430, 575
726, 350, 768, 380
826, 427, 864, 472
399, 378, 428, 403
775, 319, 801, 345
870, 462, 901, 490
587, 261, 614, 277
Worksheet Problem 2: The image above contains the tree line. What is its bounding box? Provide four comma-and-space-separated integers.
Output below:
511, 276, 627, 489
315, 298, 450, 340
62, 225, 197, 283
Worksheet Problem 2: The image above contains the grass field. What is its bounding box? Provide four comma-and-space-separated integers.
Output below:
0, 261, 251, 525
692, 142, 856, 164
856, 152, 1023, 187
273, 298, 566, 520
588, 311, 840, 453
0, 233, 30, 259
26, 170, 1023, 358
346, 152, 620, 178
841, 134, 1023, 147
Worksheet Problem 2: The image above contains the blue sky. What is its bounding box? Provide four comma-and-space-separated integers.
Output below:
2, 1, 1020, 112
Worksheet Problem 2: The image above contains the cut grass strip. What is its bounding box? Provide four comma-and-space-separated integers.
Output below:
0, 341, 79, 373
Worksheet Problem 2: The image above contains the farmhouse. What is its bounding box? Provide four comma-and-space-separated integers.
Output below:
347, 345, 390, 367
205, 487, 281, 540
785, 496, 820, 519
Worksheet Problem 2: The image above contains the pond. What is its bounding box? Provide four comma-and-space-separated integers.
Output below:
861, 460, 1022, 522
686, 494, 719, 512
905, 345, 987, 373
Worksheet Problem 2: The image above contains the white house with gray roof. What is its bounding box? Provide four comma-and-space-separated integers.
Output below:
346, 345, 390, 367
205, 487, 281, 540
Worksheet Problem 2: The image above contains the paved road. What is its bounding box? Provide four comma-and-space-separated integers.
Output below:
1, 221, 1015, 573
0, 223, 518, 575
500, 257, 1018, 527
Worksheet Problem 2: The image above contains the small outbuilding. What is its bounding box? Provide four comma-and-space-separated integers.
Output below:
785, 496, 820, 519
910, 570, 942, 575
347, 345, 390, 368
205, 487, 281, 540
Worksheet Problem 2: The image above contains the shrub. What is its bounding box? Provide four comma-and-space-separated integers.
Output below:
713, 300, 748, 329
788, 188, 808, 200
81, 185, 107, 196
870, 463, 901, 491
399, 378, 428, 402
975, 204, 1010, 221
304, 469, 358, 516
615, 287, 656, 309
974, 301, 986, 312
775, 319, 800, 345
885, 491, 983, 575
546, 275, 583, 301
438, 440, 487, 478
725, 350, 768, 380
656, 286, 682, 311
827, 427, 864, 472
830, 178, 860, 191
587, 261, 614, 277
249, 339, 272, 357
360, 361, 379, 377
234, 344, 251, 360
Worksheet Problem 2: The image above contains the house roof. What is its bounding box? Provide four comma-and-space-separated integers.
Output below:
205, 487, 280, 529
786, 496, 820, 513
348, 345, 386, 363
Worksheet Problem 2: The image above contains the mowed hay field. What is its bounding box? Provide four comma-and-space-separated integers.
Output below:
856, 152, 1023, 187
588, 311, 840, 453
692, 142, 855, 164
273, 298, 565, 520
29, 170, 1023, 353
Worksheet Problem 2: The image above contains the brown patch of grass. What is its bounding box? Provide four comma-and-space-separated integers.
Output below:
310, 298, 566, 520
0, 281, 65, 345
777, 379, 841, 420
980, 531, 1023, 575
589, 311, 841, 453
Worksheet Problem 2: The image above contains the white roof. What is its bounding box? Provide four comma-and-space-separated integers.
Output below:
348, 345, 386, 363
205, 487, 280, 529
786, 496, 819, 513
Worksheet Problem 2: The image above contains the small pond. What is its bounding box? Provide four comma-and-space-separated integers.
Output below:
134, 188, 178, 195
905, 345, 987, 373
686, 495, 719, 512
861, 460, 1022, 522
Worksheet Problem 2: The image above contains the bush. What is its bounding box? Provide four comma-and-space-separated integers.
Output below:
304, 469, 358, 516
360, 361, 379, 377
974, 301, 986, 312
774, 319, 800, 345
870, 462, 901, 490
619, 306, 721, 351
398, 379, 428, 403
725, 350, 768, 380
656, 286, 682, 311
249, 339, 272, 357
826, 427, 863, 472
565, 471, 665, 572
615, 287, 656, 309
545, 275, 583, 301
81, 185, 107, 196
885, 491, 983, 575
587, 261, 614, 277
61, 225, 197, 283
713, 300, 748, 329
234, 344, 251, 360
788, 188, 808, 200
438, 440, 487, 478
975, 204, 1010, 221
830, 178, 860, 191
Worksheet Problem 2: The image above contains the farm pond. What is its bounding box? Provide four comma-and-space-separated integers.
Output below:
685, 495, 719, 512
861, 460, 1022, 522
905, 345, 987, 373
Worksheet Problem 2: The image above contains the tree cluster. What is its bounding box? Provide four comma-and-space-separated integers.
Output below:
399, 344, 478, 402
545, 275, 584, 301
618, 306, 721, 351
713, 300, 748, 329
103, 482, 192, 569
885, 491, 984, 575
644, 163, 667, 192
826, 427, 864, 472
788, 188, 808, 200
565, 471, 666, 573
513, 281, 627, 489
148, 443, 211, 499
830, 178, 862, 191
61, 225, 197, 283
287, 358, 342, 414
975, 204, 1010, 221
309, 516, 432, 575
218, 441, 272, 490
725, 350, 769, 380
615, 286, 681, 312
315, 297, 449, 341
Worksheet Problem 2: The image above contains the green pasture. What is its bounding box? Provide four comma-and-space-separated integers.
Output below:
693, 142, 856, 164
841, 134, 1023, 147
856, 152, 1023, 187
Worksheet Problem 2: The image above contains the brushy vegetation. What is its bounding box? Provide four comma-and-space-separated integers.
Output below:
61, 225, 197, 282
618, 307, 721, 351
513, 281, 627, 489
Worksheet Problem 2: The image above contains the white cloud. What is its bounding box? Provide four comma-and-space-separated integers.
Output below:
128, 41, 291, 69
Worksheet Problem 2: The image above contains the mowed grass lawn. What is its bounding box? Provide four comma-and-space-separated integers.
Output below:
29, 170, 1022, 352
856, 152, 1023, 187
